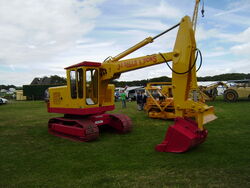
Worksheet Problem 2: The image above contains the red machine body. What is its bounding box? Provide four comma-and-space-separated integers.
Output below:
48, 113, 132, 142
155, 117, 208, 153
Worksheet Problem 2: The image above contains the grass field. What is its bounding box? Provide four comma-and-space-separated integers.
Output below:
0, 99, 250, 187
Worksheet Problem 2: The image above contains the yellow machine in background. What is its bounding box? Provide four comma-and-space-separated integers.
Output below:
198, 82, 228, 102
224, 79, 250, 102
144, 82, 175, 119
47, 0, 216, 153
144, 82, 195, 120
143, 80, 221, 120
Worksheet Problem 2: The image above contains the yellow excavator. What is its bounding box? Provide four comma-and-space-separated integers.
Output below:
47, 0, 216, 153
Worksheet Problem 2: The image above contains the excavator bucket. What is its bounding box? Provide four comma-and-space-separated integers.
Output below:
155, 117, 208, 153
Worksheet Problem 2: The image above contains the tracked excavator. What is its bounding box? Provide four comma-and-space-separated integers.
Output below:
47, 1, 216, 153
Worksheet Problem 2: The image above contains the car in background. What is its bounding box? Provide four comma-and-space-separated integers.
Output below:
0, 97, 8, 104
124, 86, 144, 101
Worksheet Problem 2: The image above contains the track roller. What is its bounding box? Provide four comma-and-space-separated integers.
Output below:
48, 117, 99, 142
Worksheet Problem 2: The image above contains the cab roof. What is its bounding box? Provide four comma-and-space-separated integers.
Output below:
65, 61, 101, 69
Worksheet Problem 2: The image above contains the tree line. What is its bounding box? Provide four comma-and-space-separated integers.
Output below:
111, 73, 250, 87
1, 73, 249, 90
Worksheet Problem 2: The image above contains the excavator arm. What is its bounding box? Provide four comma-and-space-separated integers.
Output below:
100, 52, 174, 80
101, 16, 216, 128
171, 16, 216, 129
100, 16, 216, 153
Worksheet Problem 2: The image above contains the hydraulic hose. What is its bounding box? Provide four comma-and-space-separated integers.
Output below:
159, 48, 202, 74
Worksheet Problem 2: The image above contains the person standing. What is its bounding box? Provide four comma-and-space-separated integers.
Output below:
142, 91, 147, 109
136, 92, 143, 111
115, 91, 119, 102
120, 90, 126, 108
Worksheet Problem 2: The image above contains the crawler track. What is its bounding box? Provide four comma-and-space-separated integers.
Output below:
48, 117, 99, 142
109, 114, 132, 133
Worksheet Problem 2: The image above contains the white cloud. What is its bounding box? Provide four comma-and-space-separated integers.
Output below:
205, 27, 250, 56
196, 26, 219, 41
204, 51, 229, 58
204, 27, 250, 44
134, 0, 182, 19
119, 64, 172, 81
100, 19, 170, 32
214, 1, 250, 17
226, 0, 250, 12
230, 42, 250, 55
198, 58, 250, 77
0, 0, 249, 85
230, 27, 250, 43
0, 0, 104, 68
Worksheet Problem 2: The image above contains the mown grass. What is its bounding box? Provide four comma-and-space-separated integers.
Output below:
0, 99, 250, 188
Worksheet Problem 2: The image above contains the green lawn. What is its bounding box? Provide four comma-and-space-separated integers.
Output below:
0, 99, 250, 187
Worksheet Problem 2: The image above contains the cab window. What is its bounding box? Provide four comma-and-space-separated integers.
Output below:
85, 69, 98, 105
70, 70, 77, 99
77, 69, 83, 98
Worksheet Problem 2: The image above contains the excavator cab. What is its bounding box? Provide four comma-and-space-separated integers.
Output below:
64, 62, 100, 110
68, 65, 99, 107
48, 62, 116, 115
47, 62, 132, 141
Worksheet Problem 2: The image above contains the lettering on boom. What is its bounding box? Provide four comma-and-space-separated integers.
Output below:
119, 55, 157, 70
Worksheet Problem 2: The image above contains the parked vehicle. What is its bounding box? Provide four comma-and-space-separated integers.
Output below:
224, 79, 250, 102
124, 86, 144, 100
0, 97, 8, 104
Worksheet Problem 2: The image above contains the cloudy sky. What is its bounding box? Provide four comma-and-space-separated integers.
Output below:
0, 0, 249, 86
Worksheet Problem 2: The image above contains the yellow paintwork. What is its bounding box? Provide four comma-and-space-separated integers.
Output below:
192, 0, 200, 34
232, 86, 250, 98
144, 82, 206, 121
198, 82, 228, 102
49, 66, 114, 109
49, 15, 216, 130
144, 82, 175, 119
224, 81, 250, 101
110, 37, 154, 62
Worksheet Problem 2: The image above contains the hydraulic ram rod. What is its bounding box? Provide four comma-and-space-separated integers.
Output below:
107, 23, 180, 62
